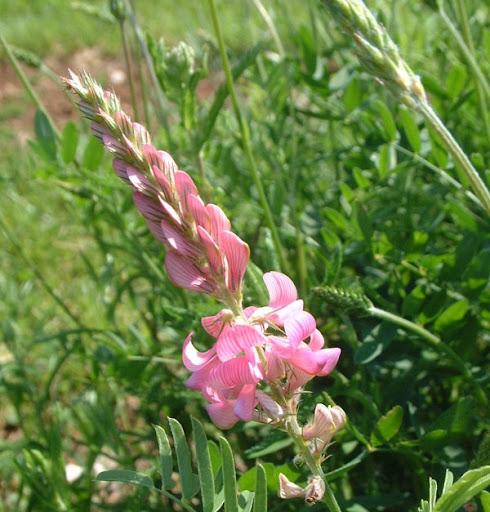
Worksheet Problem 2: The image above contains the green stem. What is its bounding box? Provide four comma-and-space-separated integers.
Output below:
207, 0, 290, 273
416, 101, 490, 215
439, 1, 490, 144
286, 415, 342, 512
0, 32, 60, 138
369, 306, 487, 406
252, 0, 285, 57
119, 20, 140, 121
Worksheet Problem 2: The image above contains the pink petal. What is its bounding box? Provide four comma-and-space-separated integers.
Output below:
187, 194, 209, 228
278, 474, 304, 499
287, 347, 323, 374
161, 219, 198, 257
210, 357, 258, 388
201, 310, 233, 339
317, 348, 341, 376
175, 171, 198, 213
267, 299, 304, 327
158, 197, 182, 226
206, 204, 231, 239
133, 192, 163, 223
164, 251, 214, 293
256, 390, 284, 418
303, 404, 346, 441
216, 325, 266, 362
112, 159, 131, 183
197, 226, 224, 274
243, 306, 258, 319
284, 311, 316, 347
146, 219, 167, 244
152, 166, 173, 198
207, 401, 239, 429
220, 231, 250, 293
127, 166, 153, 193
309, 329, 325, 351
263, 272, 298, 309
182, 332, 216, 371
234, 384, 257, 421
132, 122, 151, 145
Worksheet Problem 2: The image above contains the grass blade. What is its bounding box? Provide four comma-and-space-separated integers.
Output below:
219, 437, 239, 512
191, 417, 215, 512
153, 424, 173, 490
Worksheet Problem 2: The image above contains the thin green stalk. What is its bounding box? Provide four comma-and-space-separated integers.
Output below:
0, 33, 59, 138
394, 144, 482, 210
252, 0, 285, 57
207, 0, 290, 273
119, 19, 140, 121
417, 101, 490, 215
439, 1, 490, 144
369, 306, 487, 406
438, 2, 490, 99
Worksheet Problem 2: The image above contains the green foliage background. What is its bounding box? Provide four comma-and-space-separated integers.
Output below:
0, 0, 489, 510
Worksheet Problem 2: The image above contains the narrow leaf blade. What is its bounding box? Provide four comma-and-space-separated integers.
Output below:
253, 464, 267, 512
153, 424, 173, 490
219, 437, 239, 512
192, 417, 215, 512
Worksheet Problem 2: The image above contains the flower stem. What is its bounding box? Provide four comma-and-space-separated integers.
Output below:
207, 0, 290, 274
369, 306, 487, 406
286, 414, 342, 512
119, 19, 140, 121
416, 101, 490, 215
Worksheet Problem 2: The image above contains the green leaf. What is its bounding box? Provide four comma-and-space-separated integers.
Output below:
253, 464, 267, 512
434, 466, 490, 512
373, 100, 397, 141
434, 300, 469, 332
34, 108, 57, 160
446, 63, 467, 99
192, 417, 215, 512
238, 490, 255, 512
82, 137, 104, 171
481, 490, 490, 512
168, 418, 198, 500
399, 107, 421, 153
61, 121, 78, 163
153, 424, 173, 490
219, 437, 239, 512
370, 405, 403, 447
95, 469, 154, 489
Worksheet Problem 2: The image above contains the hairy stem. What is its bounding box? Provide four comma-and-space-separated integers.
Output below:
207, 0, 290, 273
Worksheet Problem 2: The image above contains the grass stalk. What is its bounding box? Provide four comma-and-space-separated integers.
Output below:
0, 32, 60, 138
252, 0, 285, 57
207, 0, 290, 273
439, 1, 490, 144
119, 19, 140, 121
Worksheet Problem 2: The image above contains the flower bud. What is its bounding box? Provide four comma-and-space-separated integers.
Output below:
303, 404, 347, 443
304, 476, 325, 505
278, 473, 304, 499
256, 390, 284, 420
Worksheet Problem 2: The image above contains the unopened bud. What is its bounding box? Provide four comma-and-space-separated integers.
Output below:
278, 474, 305, 499
256, 391, 284, 419
303, 404, 347, 443
304, 476, 325, 505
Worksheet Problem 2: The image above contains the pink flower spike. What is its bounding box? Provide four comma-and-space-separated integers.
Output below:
220, 231, 250, 293
216, 324, 266, 362
284, 311, 317, 347
263, 272, 298, 309
182, 333, 216, 371
234, 384, 257, 421
207, 400, 239, 429
165, 251, 214, 293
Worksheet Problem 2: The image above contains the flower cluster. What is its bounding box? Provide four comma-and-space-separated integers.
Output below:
184, 271, 341, 429
65, 71, 346, 505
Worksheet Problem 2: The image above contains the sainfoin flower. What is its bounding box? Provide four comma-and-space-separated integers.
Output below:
65, 71, 346, 504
